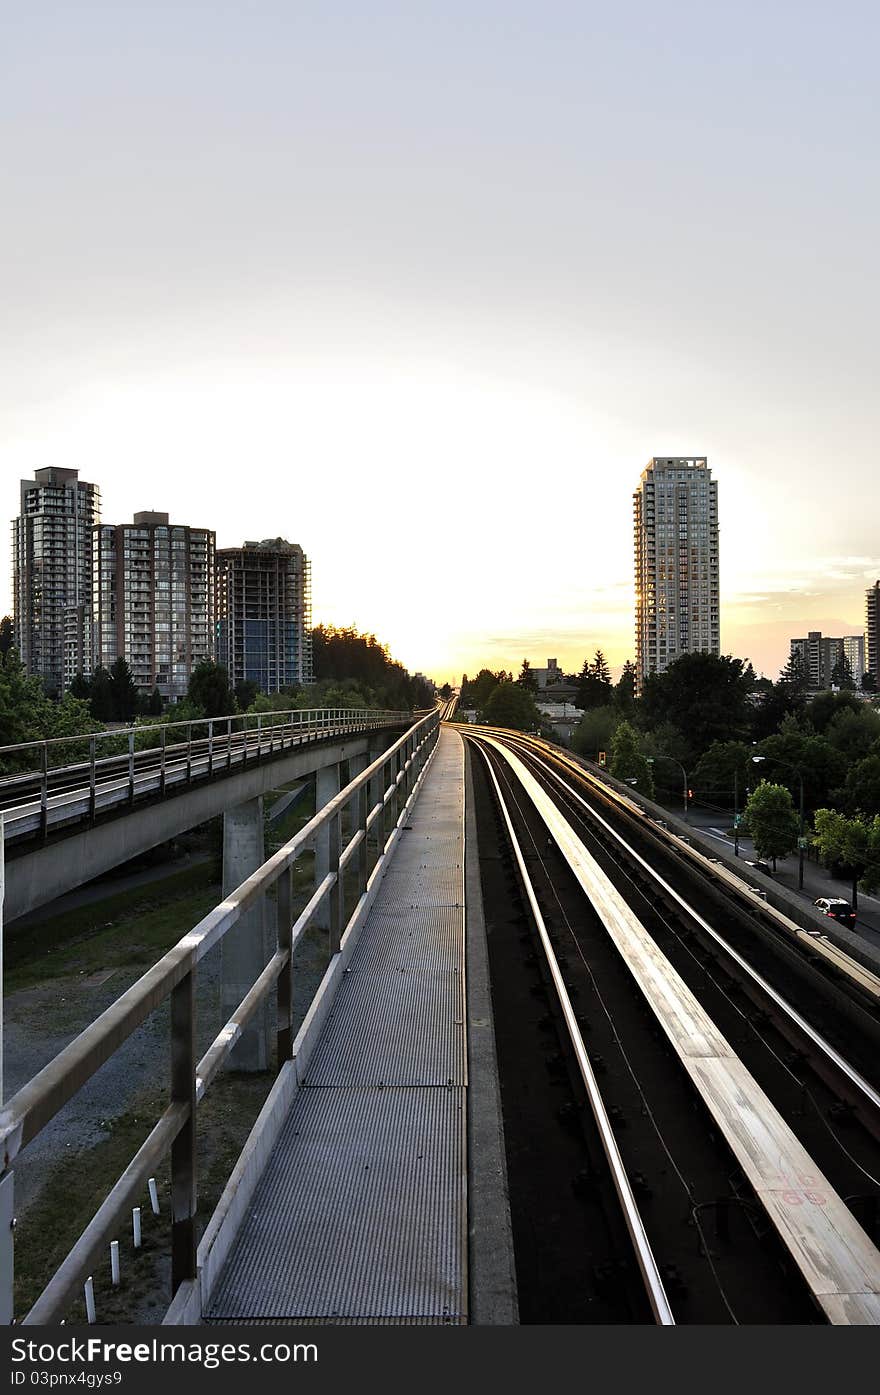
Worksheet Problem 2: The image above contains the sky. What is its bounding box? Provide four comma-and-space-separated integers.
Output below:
2, 1, 878, 685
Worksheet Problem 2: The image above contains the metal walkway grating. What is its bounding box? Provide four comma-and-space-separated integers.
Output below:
205, 728, 467, 1324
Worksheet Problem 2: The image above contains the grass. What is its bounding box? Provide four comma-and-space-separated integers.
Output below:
13, 1071, 275, 1323
4, 864, 221, 995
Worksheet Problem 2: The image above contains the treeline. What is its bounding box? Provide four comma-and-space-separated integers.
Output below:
457, 646, 880, 895
0, 616, 433, 766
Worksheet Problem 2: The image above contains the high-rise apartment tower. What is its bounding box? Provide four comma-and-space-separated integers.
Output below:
93, 512, 215, 700
634, 457, 719, 691
216, 539, 313, 693
867, 580, 880, 687
12, 467, 101, 694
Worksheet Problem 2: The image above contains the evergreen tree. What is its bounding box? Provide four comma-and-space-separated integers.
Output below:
109, 657, 139, 721
517, 658, 538, 692
591, 649, 612, 686
187, 659, 236, 717
90, 665, 115, 722
778, 648, 810, 701
0, 615, 15, 659
68, 671, 91, 700
830, 654, 855, 690
615, 660, 637, 714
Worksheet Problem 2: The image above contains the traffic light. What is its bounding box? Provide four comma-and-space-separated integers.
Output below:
598, 751, 606, 767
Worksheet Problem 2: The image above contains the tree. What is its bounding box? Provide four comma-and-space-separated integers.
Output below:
806, 688, 862, 734
754, 718, 848, 815
0, 616, 12, 659
68, 671, 91, 700
825, 706, 880, 763
862, 671, 877, 693
610, 721, 654, 796
234, 679, 259, 711
187, 659, 236, 717
744, 781, 799, 869
109, 657, 138, 721
89, 665, 115, 722
812, 808, 880, 909
440, 682, 452, 701
517, 659, 538, 692
778, 648, 810, 702
640, 652, 755, 761
575, 653, 612, 711
483, 681, 542, 732
571, 705, 620, 761
830, 654, 855, 690
592, 649, 612, 686
843, 753, 880, 818
461, 668, 510, 712
691, 740, 752, 810
146, 686, 164, 717
614, 660, 637, 716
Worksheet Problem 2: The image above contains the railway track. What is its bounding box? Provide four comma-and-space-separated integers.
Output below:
463, 726, 880, 1325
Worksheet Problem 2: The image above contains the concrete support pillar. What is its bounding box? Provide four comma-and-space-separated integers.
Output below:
222, 797, 271, 1071
348, 753, 370, 900
314, 761, 341, 932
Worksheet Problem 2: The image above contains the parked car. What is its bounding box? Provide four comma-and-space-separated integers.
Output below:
813, 897, 857, 929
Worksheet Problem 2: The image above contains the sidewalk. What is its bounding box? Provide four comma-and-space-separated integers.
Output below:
682, 804, 880, 950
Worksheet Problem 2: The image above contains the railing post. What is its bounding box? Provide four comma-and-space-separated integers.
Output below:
314, 762, 341, 936
186, 724, 193, 785
40, 742, 49, 842
127, 730, 135, 806
208, 719, 214, 777
256, 714, 262, 763
227, 716, 232, 772
88, 734, 96, 825
276, 866, 293, 1063
170, 968, 196, 1292
328, 808, 342, 956
356, 768, 369, 899
160, 725, 167, 797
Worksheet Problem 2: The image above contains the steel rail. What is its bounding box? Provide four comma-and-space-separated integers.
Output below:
500, 733, 880, 1118
470, 735, 675, 1325
468, 729, 880, 1325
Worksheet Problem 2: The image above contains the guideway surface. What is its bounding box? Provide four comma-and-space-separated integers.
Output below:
206, 729, 467, 1323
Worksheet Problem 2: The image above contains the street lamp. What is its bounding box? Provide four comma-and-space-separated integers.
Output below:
751, 754, 806, 890
646, 754, 689, 822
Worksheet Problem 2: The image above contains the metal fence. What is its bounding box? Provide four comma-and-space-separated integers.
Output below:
0, 706, 441, 1324
0, 708, 412, 836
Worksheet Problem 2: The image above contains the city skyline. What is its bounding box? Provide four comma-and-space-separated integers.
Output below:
3, 2, 879, 684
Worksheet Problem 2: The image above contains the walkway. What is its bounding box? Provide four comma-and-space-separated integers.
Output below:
204, 728, 467, 1324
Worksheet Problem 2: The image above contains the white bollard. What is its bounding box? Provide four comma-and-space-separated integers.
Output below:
84, 1276, 96, 1324
132, 1206, 142, 1248
110, 1240, 120, 1286
148, 1178, 159, 1215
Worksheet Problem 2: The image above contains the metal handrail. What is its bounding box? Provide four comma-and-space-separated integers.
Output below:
0, 707, 441, 1323
0, 708, 410, 761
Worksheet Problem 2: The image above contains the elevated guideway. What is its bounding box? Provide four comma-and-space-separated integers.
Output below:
0, 709, 410, 922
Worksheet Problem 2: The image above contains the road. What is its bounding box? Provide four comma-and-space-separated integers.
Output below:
680, 801, 880, 950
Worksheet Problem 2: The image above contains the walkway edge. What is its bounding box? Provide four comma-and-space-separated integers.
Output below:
463, 739, 519, 1324
165, 733, 442, 1324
